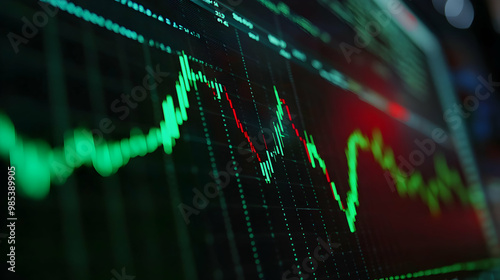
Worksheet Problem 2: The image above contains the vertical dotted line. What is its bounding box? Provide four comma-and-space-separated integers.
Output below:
278, 155, 302, 264
194, 90, 245, 280
234, 29, 268, 279
354, 232, 370, 279
284, 60, 340, 279
264, 61, 300, 273
235, 29, 264, 130
216, 96, 264, 278
223, 42, 284, 273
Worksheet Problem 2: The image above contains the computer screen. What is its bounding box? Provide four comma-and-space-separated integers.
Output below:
1, 0, 499, 279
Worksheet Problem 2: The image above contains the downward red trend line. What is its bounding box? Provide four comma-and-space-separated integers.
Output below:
0, 52, 469, 234
222, 87, 261, 162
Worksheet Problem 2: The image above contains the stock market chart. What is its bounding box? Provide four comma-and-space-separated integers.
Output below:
0, 0, 499, 279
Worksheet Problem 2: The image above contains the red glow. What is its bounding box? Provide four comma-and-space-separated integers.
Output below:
388, 102, 409, 121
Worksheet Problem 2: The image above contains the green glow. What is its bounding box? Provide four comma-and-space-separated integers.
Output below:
342, 130, 468, 232
0, 52, 203, 198
256, 0, 331, 43
0, 51, 470, 239
41, 0, 171, 53
0, 0, 472, 234
377, 258, 500, 280
262, 89, 469, 233
8, 1, 492, 278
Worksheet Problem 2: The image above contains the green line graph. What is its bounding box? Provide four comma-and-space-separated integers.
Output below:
0, 1, 495, 279
0, 52, 470, 234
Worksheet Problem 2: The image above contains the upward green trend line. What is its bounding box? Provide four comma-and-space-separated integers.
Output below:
260, 80, 469, 232
0, 52, 469, 233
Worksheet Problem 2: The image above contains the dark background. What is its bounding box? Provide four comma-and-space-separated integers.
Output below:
1, 0, 499, 279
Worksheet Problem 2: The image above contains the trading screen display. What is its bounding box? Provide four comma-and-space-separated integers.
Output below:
0, 0, 498, 279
